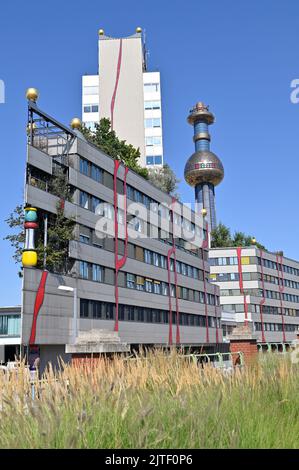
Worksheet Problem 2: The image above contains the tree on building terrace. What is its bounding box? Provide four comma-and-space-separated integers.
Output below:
4, 168, 75, 277
211, 222, 265, 249
81, 119, 180, 197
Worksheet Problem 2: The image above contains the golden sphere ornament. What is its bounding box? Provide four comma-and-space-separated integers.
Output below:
26, 88, 39, 102
71, 117, 81, 129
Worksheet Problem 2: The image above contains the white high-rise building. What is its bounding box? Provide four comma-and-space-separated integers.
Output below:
82, 28, 164, 168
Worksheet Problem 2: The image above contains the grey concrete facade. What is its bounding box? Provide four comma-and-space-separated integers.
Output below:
20, 103, 222, 367
209, 247, 299, 343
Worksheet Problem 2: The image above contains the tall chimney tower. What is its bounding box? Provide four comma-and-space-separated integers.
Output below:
184, 102, 224, 231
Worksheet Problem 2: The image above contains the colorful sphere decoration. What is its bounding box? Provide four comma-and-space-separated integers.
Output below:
22, 207, 38, 267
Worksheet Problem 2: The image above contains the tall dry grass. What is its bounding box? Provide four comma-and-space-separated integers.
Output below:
0, 350, 298, 448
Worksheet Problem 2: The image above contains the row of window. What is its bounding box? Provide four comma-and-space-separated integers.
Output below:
220, 288, 261, 297
259, 273, 299, 291
78, 261, 216, 305
209, 256, 255, 266
79, 262, 103, 282
145, 118, 161, 128
251, 304, 299, 317
80, 299, 220, 328
258, 257, 299, 277
144, 100, 160, 110
210, 272, 240, 282
78, 229, 206, 280
254, 322, 298, 332
79, 160, 203, 240
78, 219, 207, 262
126, 272, 217, 305
83, 86, 98, 96
78, 188, 207, 258
223, 302, 299, 316
80, 157, 103, 183
146, 156, 162, 166
265, 290, 299, 303
144, 248, 204, 280
83, 105, 99, 113
145, 136, 162, 146
144, 83, 159, 93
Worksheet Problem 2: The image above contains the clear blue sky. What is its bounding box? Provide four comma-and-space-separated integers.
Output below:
0, 0, 298, 306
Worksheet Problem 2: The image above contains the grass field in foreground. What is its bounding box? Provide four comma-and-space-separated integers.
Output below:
0, 351, 298, 449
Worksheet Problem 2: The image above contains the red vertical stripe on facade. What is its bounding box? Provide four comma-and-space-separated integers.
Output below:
201, 222, 209, 343
167, 247, 175, 345
259, 249, 266, 343
166, 198, 180, 345
276, 254, 286, 342
29, 270, 48, 346
214, 284, 219, 344
110, 39, 123, 130
113, 160, 129, 332
236, 247, 248, 325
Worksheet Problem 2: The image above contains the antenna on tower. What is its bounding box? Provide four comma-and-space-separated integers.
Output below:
143, 28, 148, 71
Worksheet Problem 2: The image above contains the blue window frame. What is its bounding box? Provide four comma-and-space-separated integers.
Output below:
92, 264, 102, 282
80, 261, 89, 279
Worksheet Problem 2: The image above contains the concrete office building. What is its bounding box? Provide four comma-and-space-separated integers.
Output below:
82, 27, 164, 168
209, 246, 299, 343
2, 92, 222, 369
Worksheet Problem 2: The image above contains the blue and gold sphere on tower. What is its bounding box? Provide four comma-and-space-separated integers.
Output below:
184, 102, 224, 187
184, 102, 224, 231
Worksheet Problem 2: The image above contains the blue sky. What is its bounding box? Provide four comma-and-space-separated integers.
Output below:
0, 0, 298, 305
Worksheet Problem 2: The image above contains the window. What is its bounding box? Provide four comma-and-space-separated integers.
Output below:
145, 136, 162, 146
181, 287, 188, 300
127, 274, 135, 289
154, 281, 161, 294
80, 300, 89, 318
0, 315, 20, 336
145, 279, 153, 293
83, 104, 99, 113
162, 282, 169, 296
146, 156, 162, 166
160, 255, 167, 269
144, 249, 152, 264
91, 196, 101, 213
80, 158, 89, 176
79, 191, 89, 210
92, 301, 102, 319
91, 165, 102, 182
146, 156, 154, 165
153, 252, 159, 267
144, 100, 160, 110
144, 83, 159, 93
137, 308, 144, 322
79, 261, 89, 279
136, 276, 145, 291
79, 234, 90, 244
83, 86, 98, 95
92, 264, 102, 282
144, 118, 161, 128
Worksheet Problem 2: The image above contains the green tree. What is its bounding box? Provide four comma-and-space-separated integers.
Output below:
4, 205, 25, 276
81, 119, 148, 179
147, 164, 180, 197
211, 222, 265, 249
210, 223, 232, 248
36, 203, 75, 274
4, 172, 75, 276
